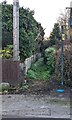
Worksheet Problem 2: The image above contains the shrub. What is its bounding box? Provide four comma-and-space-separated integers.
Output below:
21, 83, 29, 91
27, 58, 50, 80
27, 69, 37, 79
0, 83, 10, 92
27, 48, 56, 81
37, 70, 50, 80
31, 58, 44, 71
0, 45, 13, 59
44, 47, 56, 74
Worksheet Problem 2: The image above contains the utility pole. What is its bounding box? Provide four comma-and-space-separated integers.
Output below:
13, 0, 19, 61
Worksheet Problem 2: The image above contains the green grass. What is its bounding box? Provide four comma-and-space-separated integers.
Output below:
27, 58, 50, 80
27, 46, 56, 81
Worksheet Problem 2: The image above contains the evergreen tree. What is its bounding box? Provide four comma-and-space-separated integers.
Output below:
49, 23, 61, 46
2, 3, 45, 61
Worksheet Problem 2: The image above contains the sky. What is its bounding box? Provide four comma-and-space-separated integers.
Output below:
1, 0, 72, 37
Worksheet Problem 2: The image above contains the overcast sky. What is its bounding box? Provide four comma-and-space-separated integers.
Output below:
1, 0, 72, 37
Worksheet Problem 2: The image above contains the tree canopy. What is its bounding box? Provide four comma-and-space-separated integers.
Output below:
49, 23, 61, 46
2, 2, 45, 61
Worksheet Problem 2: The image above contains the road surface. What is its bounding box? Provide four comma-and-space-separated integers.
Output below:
1, 93, 71, 119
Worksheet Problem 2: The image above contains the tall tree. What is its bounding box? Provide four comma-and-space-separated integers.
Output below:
49, 23, 61, 46
2, 3, 45, 61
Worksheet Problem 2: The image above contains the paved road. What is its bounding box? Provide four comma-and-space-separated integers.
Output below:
1, 94, 70, 119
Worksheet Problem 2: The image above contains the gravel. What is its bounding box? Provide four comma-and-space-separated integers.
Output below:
1, 94, 70, 118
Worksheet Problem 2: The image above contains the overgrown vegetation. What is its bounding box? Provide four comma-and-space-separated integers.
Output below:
27, 47, 56, 80
20, 83, 29, 91
0, 45, 13, 59
55, 44, 72, 86
1, 1, 72, 91
49, 23, 61, 47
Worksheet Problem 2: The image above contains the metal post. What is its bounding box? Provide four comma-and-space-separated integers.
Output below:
70, 1, 72, 41
13, 0, 19, 61
61, 26, 64, 87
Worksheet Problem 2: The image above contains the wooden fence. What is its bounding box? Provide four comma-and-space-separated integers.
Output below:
1, 59, 21, 86
0, 53, 42, 86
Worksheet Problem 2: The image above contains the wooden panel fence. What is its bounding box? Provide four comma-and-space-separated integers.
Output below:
1, 59, 21, 86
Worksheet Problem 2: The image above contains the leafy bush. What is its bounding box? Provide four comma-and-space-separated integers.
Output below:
0, 83, 10, 92
37, 70, 50, 80
27, 70, 37, 79
27, 47, 56, 81
27, 58, 50, 80
0, 45, 13, 59
44, 47, 56, 74
45, 47, 56, 56
31, 58, 44, 71
21, 83, 29, 91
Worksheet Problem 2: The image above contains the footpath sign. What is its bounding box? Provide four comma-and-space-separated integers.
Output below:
62, 34, 65, 41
